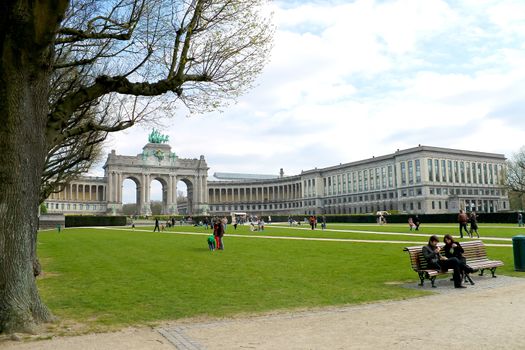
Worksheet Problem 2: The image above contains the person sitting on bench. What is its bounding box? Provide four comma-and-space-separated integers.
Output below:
422, 235, 473, 288
442, 234, 476, 284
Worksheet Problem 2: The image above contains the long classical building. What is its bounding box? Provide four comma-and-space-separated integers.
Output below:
45, 144, 510, 216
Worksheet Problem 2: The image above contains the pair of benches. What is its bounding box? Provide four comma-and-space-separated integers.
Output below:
404, 240, 504, 288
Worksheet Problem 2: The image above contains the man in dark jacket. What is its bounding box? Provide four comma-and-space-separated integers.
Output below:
458, 210, 469, 238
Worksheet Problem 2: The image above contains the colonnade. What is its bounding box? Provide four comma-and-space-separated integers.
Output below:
48, 182, 106, 202
208, 182, 302, 204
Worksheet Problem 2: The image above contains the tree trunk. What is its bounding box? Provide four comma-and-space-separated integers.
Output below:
0, 2, 61, 334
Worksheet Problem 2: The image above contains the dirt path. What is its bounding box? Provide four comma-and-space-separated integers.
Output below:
3, 276, 525, 350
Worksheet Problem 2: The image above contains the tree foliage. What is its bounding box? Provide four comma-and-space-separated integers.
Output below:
41, 0, 273, 199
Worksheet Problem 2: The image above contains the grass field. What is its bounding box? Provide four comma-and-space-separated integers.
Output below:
36, 223, 525, 330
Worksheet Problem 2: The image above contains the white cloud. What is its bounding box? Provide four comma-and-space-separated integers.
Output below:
93, 0, 525, 203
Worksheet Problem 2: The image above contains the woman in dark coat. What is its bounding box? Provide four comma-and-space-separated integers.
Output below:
443, 234, 476, 284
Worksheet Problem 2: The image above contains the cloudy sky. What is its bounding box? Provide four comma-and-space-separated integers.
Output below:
95, 0, 525, 203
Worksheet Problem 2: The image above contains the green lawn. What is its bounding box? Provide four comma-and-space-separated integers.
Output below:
36, 224, 523, 329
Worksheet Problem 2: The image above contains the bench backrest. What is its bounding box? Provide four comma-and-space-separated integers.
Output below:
404, 240, 488, 271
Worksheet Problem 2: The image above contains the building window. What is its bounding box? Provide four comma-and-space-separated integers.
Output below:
407, 160, 413, 185
388, 166, 393, 188
432, 201, 435, 210
484, 163, 488, 184
441, 160, 447, 182
401, 162, 407, 185
478, 163, 482, 183
428, 159, 433, 182
466, 162, 471, 183
358, 171, 363, 192
381, 167, 387, 189
460, 162, 465, 183
472, 163, 477, 184
435, 159, 440, 182
369, 169, 374, 190
448, 160, 453, 182
375, 168, 380, 189
418, 202, 422, 210
364, 170, 368, 191
415, 159, 421, 183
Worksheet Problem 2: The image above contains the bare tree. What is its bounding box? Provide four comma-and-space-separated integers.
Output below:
0, 0, 272, 333
506, 147, 525, 194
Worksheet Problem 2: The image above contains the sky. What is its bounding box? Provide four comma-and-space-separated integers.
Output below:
93, 0, 525, 203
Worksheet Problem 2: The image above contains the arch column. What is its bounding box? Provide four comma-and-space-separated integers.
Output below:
167, 175, 177, 215
141, 173, 152, 216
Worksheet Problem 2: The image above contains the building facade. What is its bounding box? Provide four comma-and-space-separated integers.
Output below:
45, 145, 509, 216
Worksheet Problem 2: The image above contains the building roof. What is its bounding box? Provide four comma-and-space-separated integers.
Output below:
212, 172, 280, 181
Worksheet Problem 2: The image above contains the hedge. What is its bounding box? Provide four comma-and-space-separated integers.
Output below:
65, 215, 127, 227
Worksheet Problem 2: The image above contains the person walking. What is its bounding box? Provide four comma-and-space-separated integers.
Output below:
458, 210, 469, 238
469, 211, 479, 238
518, 212, 523, 227
153, 218, 160, 232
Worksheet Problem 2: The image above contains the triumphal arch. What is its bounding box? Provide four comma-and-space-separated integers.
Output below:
104, 129, 209, 215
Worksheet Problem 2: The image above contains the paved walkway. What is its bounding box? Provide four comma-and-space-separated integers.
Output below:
163, 275, 525, 349
5, 275, 523, 349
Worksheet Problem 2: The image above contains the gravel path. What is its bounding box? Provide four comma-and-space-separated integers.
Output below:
3, 275, 524, 350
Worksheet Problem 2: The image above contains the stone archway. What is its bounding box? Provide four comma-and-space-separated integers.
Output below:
122, 175, 142, 215
103, 141, 209, 216
177, 178, 194, 215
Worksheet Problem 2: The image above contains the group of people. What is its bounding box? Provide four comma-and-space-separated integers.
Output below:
407, 215, 421, 231
207, 218, 226, 251
423, 234, 477, 288
458, 210, 479, 238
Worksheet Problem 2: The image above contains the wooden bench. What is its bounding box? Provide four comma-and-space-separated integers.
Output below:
404, 240, 504, 287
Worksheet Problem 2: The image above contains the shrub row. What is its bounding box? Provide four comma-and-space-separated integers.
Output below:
65, 215, 127, 227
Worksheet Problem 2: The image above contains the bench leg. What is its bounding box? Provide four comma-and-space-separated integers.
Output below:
418, 272, 425, 286
479, 269, 485, 277
430, 276, 437, 288
490, 268, 497, 278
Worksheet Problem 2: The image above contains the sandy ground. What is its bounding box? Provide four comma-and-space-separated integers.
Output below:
3, 276, 525, 350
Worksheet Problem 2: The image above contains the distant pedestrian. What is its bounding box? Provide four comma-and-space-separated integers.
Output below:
469, 212, 479, 238
408, 217, 415, 231
268, 215, 272, 225
218, 220, 225, 250
518, 212, 523, 227
153, 218, 160, 232
458, 210, 469, 238
213, 221, 221, 249
309, 216, 315, 230
413, 215, 420, 231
